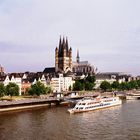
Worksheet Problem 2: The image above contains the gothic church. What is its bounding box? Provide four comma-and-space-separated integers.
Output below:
55, 37, 72, 73
44, 36, 96, 75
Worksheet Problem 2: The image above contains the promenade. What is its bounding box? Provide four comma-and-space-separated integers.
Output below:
0, 97, 65, 113
0, 91, 125, 113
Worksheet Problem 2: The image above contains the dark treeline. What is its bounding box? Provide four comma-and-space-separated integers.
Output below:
100, 80, 140, 92
73, 75, 96, 91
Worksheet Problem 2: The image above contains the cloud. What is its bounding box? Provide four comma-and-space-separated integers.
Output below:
0, 0, 140, 75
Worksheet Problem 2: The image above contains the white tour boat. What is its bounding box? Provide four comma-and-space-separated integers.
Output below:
126, 93, 140, 100
68, 96, 122, 114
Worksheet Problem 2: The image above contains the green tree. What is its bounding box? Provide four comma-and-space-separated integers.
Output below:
85, 75, 96, 90
73, 81, 84, 91
86, 75, 96, 83
111, 81, 120, 90
28, 81, 46, 96
136, 80, 140, 88
0, 83, 5, 97
119, 82, 129, 91
5, 83, 19, 97
46, 86, 52, 93
128, 81, 138, 90
85, 82, 94, 91
100, 81, 111, 92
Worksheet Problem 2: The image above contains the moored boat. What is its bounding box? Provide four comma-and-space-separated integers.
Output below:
68, 96, 122, 114
126, 93, 140, 100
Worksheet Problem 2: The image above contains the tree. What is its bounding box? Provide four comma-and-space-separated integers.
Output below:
28, 81, 46, 96
111, 81, 120, 90
85, 75, 96, 90
136, 80, 140, 88
5, 83, 19, 97
119, 82, 128, 91
73, 81, 84, 91
85, 82, 94, 91
0, 83, 5, 97
100, 81, 111, 92
46, 86, 52, 93
86, 75, 96, 83
128, 81, 138, 90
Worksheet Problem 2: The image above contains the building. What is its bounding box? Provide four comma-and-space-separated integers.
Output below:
95, 72, 132, 89
72, 50, 96, 76
50, 74, 74, 92
44, 36, 96, 77
3, 74, 22, 95
55, 37, 72, 73
0, 65, 5, 76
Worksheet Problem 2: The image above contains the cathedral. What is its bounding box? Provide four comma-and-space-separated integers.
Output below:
55, 37, 72, 73
73, 50, 96, 75
44, 36, 96, 76
55, 37, 96, 75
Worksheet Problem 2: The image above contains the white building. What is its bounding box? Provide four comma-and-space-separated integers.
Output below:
50, 74, 74, 92
95, 72, 131, 89
4, 75, 22, 95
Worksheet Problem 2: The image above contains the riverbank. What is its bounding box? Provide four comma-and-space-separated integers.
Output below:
0, 96, 70, 113
0, 91, 126, 113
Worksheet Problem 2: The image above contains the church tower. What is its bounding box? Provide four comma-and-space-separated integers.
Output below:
55, 37, 72, 73
76, 49, 80, 63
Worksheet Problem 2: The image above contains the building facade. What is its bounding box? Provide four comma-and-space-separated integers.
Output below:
3, 74, 22, 95
50, 74, 74, 92
95, 72, 132, 89
72, 50, 96, 75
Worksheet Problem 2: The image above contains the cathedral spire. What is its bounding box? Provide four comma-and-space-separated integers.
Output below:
66, 37, 69, 55
59, 36, 62, 47
59, 36, 62, 55
62, 36, 65, 45
76, 49, 80, 63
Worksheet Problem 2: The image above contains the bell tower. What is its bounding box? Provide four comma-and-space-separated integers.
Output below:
55, 36, 72, 73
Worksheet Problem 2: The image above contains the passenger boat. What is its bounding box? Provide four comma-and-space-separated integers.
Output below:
68, 96, 122, 114
126, 93, 140, 100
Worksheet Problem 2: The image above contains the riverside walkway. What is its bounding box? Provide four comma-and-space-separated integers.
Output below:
0, 98, 63, 108
0, 92, 124, 112
0, 97, 66, 113
0, 92, 110, 108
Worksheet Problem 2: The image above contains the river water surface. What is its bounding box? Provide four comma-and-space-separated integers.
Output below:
0, 100, 140, 140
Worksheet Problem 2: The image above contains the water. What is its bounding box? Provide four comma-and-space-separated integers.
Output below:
0, 100, 140, 140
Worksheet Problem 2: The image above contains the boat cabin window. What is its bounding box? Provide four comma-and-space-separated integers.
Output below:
78, 103, 86, 105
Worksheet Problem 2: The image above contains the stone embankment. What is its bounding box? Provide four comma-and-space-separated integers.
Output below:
0, 91, 126, 113
0, 97, 64, 113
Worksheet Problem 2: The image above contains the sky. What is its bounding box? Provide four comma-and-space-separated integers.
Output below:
0, 0, 140, 75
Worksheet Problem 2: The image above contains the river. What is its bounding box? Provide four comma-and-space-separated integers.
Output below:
0, 100, 140, 140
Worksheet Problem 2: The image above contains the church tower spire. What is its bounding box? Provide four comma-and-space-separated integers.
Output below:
76, 49, 80, 63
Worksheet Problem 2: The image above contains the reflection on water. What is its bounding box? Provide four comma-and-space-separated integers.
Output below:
0, 101, 140, 140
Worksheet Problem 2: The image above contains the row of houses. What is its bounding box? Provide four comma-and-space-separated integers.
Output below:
95, 72, 134, 89
0, 72, 74, 95
0, 71, 137, 95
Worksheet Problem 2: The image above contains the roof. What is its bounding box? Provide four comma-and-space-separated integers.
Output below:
43, 67, 55, 73
96, 72, 131, 80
